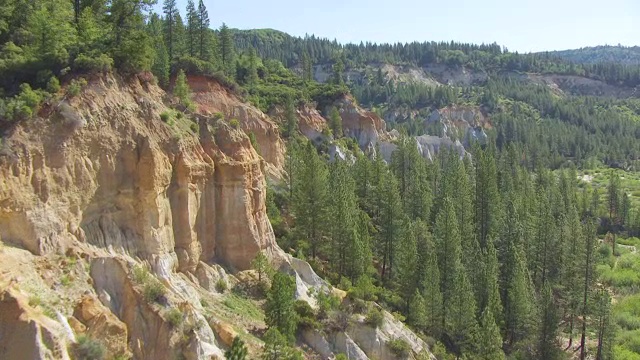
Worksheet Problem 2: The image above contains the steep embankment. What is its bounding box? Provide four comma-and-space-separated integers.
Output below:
0, 73, 434, 359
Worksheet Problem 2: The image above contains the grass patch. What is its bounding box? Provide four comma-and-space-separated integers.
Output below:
221, 293, 264, 321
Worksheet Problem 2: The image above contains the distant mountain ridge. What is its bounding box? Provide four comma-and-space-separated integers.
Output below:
543, 45, 640, 65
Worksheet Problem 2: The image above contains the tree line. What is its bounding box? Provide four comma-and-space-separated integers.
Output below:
268, 133, 618, 359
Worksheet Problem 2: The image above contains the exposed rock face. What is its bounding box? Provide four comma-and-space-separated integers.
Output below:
0, 74, 279, 272
333, 95, 388, 149
426, 105, 490, 145
0, 284, 72, 360
187, 75, 286, 179
73, 294, 130, 358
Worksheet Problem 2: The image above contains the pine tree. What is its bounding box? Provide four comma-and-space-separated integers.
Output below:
246, 47, 259, 86
219, 23, 236, 78
418, 227, 443, 337
448, 268, 479, 356
162, 0, 178, 60
283, 97, 298, 139
332, 56, 344, 85
185, 0, 198, 57
595, 289, 615, 360
328, 106, 342, 138
173, 69, 191, 105
478, 307, 505, 360
474, 145, 501, 249
196, 0, 211, 61
396, 220, 418, 309
408, 290, 427, 329
433, 197, 461, 328
261, 328, 302, 360
377, 170, 403, 282
579, 219, 598, 360
148, 13, 170, 87
327, 159, 359, 277
173, 13, 186, 58
537, 283, 561, 360
349, 210, 373, 282
225, 336, 248, 360
108, 0, 156, 72
301, 51, 312, 81
265, 272, 298, 343
292, 142, 328, 260
481, 237, 503, 329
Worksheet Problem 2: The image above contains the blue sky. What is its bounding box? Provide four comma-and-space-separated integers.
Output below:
157, 0, 639, 53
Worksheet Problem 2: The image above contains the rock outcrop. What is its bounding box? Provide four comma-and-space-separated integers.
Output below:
426, 105, 490, 145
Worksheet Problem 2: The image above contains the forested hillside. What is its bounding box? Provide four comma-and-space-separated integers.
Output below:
550, 45, 640, 65
1, 1, 640, 359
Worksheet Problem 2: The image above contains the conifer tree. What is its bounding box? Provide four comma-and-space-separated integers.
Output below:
579, 219, 598, 360
327, 159, 358, 277
219, 23, 236, 77
433, 197, 461, 328
246, 47, 259, 86
349, 211, 373, 282
377, 170, 403, 282
328, 106, 342, 138
448, 267, 479, 356
185, 0, 198, 57
265, 273, 298, 343
474, 145, 501, 249
481, 237, 503, 329
173, 13, 186, 58
148, 13, 170, 87
478, 307, 505, 360
537, 283, 561, 360
162, 0, 178, 60
408, 290, 427, 329
196, 0, 211, 61
417, 224, 443, 337
595, 289, 614, 360
396, 220, 418, 309
292, 142, 328, 260
173, 69, 191, 105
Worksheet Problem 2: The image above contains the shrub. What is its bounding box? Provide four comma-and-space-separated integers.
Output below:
317, 291, 340, 319
351, 298, 368, 314
74, 53, 114, 73
335, 355, 348, 360
213, 112, 224, 121
294, 300, 319, 330
72, 335, 105, 360
67, 78, 88, 97
365, 307, 384, 328
143, 280, 166, 303
388, 338, 411, 358
215, 278, 228, 293
160, 111, 171, 122
229, 118, 240, 129
166, 308, 183, 328
47, 77, 61, 94
190, 122, 198, 133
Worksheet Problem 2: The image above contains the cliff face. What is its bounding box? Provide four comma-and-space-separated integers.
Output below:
0, 73, 283, 359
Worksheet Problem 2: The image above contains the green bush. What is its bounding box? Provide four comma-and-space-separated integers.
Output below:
143, 280, 166, 303
229, 119, 240, 129
365, 307, 384, 328
47, 77, 61, 94
74, 53, 114, 73
190, 122, 198, 133
166, 308, 183, 328
213, 112, 224, 121
294, 300, 319, 330
160, 111, 171, 122
72, 335, 105, 360
215, 278, 228, 293
67, 78, 88, 97
388, 338, 411, 358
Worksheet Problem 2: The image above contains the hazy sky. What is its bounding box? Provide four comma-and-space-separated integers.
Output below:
159, 0, 639, 53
